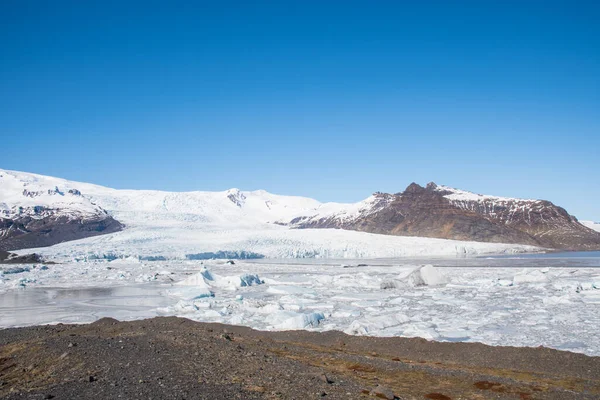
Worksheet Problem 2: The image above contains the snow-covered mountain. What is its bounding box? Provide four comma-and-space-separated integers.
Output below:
1, 168, 584, 260
0, 170, 122, 251
581, 221, 600, 233
289, 182, 600, 251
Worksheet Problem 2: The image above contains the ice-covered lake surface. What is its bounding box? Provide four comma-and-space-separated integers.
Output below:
1, 252, 600, 356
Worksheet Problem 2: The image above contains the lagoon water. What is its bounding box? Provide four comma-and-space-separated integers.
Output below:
1, 252, 600, 355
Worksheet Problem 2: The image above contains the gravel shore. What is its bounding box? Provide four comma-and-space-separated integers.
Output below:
1, 317, 599, 399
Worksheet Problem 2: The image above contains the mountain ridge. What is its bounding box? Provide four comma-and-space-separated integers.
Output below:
289, 181, 600, 250
1, 168, 599, 253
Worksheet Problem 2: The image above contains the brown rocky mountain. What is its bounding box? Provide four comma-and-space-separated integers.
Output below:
289, 182, 600, 251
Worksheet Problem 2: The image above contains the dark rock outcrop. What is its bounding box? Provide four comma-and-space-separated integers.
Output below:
291, 183, 600, 251
0, 250, 44, 264
0, 214, 123, 251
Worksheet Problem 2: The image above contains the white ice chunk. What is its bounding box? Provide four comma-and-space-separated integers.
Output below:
176, 270, 212, 287
266, 311, 325, 330
402, 323, 440, 340
173, 300, 199, 313
345, 313, 410, 335
543, 296, 571, 305
513, 270, 547, 284
406, 265, 447, 287
110, 256, 141, 264
266, 285, 315, 295
173, 266, 262, 294
166, 286, 213, 300
241, 299, 283, 314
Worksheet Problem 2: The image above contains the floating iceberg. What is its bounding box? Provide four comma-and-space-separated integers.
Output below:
406, 265, 447, 287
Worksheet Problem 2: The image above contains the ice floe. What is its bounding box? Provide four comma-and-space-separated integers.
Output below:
406, 264, 447, 287
1, 257, 600, 356
513, 269, 548, 284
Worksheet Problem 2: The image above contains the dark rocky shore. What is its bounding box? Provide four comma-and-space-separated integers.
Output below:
1, 317, 599, 399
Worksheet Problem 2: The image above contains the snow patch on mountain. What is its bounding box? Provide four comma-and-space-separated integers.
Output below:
286, 193, 394, 226
427, 182, 551, 222
582, 221, 600, 233
0, 170, 108, 220
427, 182, 538, 203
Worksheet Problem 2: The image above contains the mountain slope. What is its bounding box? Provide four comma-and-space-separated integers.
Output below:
3, 169, 598, 255
430, 183, 600, 250
0, 169, 322, 231
289, 182, 600, 251
0, 169, 543, 259
0, 170, 122, 251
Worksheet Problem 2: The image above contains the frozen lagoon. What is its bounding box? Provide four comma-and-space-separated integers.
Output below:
1, 252, 600, 356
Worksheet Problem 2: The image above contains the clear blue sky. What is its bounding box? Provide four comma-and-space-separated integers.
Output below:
1, 1, 599, 219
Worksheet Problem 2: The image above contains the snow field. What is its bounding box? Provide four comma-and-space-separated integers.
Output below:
582, 220, 600, 232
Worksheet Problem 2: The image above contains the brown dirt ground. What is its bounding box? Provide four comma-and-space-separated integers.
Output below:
1, 317, 599, 399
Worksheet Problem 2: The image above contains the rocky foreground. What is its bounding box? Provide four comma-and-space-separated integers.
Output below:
1, 317, 599, 399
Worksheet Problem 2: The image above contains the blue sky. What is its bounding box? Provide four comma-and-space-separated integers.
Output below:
1, 1, 599, 219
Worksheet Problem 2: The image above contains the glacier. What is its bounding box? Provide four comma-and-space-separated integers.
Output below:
0, 169, 541, 260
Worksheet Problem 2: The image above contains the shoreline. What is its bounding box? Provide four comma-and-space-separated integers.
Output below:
1, 316, 599, 399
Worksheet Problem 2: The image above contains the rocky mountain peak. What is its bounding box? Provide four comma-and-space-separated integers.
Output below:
403, 182, 426, 195
425, 182, 438, 191
290, 181, 600, 251
226, 188, 247, 208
